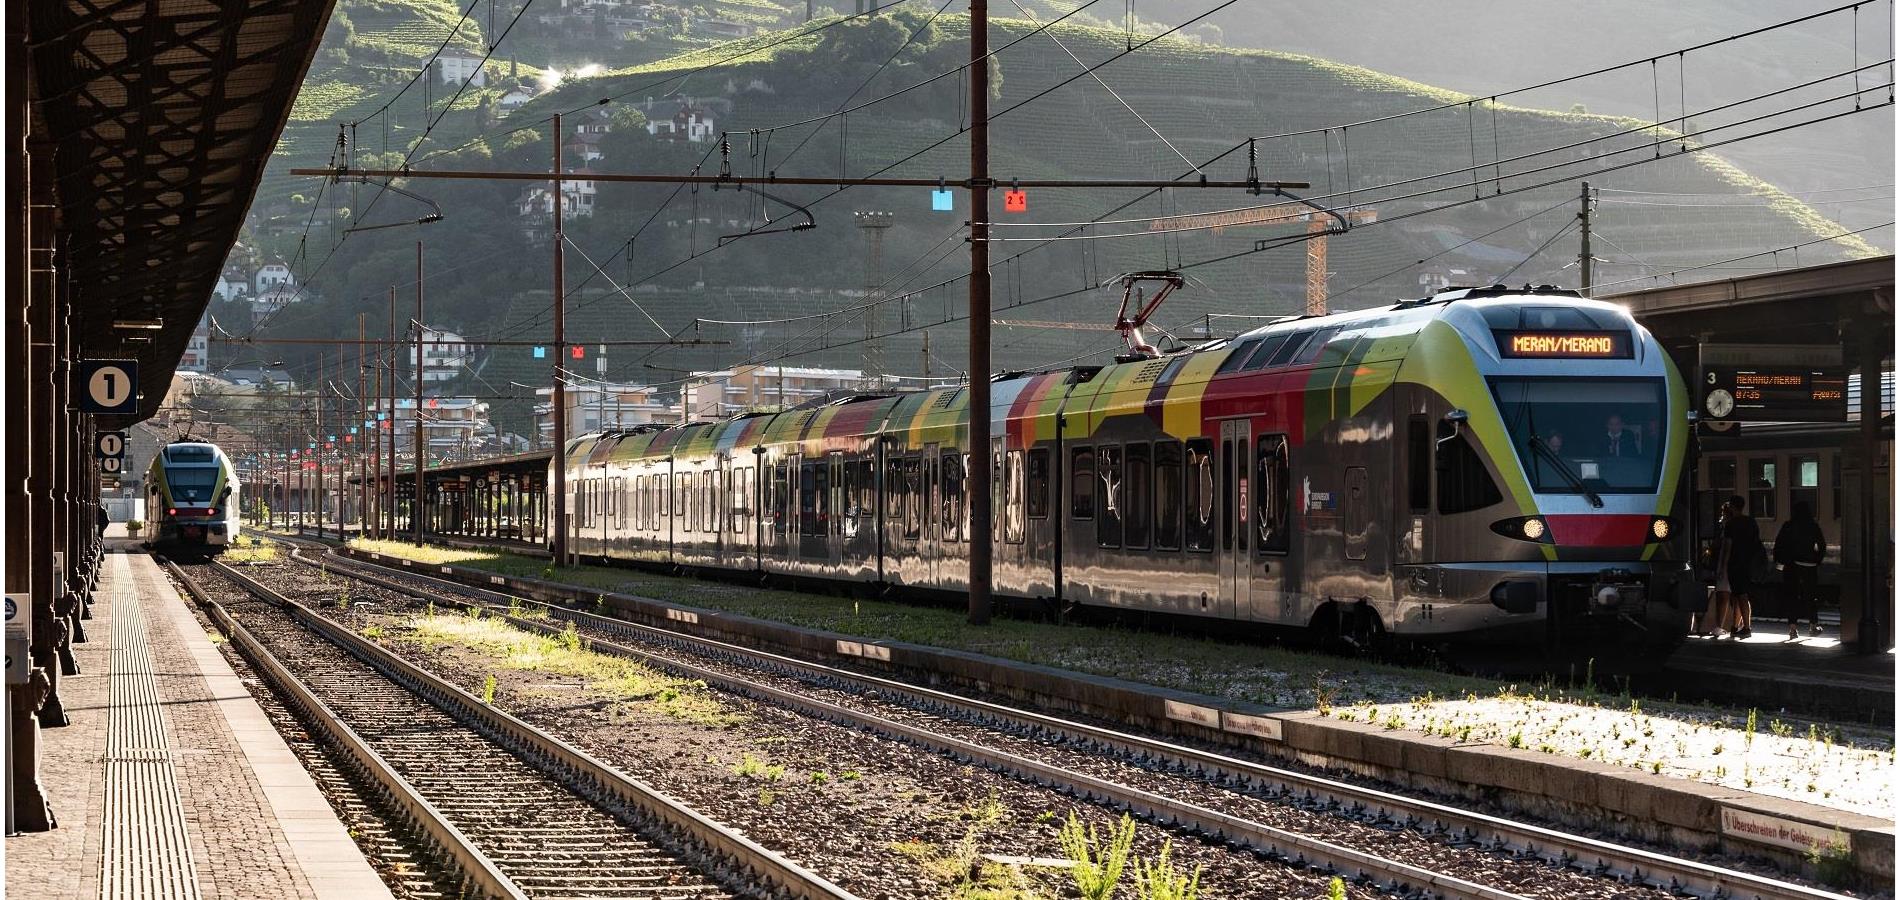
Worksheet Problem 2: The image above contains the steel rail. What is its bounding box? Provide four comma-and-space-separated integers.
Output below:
304, 540, 1855, 900
202, 555, 860, 900
166, 559, 528, 900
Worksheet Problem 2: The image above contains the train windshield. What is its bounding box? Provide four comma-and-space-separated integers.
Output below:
166, 467, 220, 502
1489, 378, 1666, 493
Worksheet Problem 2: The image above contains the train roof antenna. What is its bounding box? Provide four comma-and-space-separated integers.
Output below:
1111, 270, 1186, 360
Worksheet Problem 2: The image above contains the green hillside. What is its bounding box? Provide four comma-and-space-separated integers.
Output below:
247, 8, 1883, 439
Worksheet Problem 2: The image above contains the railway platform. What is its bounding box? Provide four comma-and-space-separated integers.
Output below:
1664, 616, 1894, 722
5, 536, 390, 900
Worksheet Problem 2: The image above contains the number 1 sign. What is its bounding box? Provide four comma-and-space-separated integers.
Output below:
77, 360, 139, 414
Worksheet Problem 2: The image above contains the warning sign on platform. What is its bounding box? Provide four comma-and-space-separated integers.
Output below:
1720, 806, 1849, 855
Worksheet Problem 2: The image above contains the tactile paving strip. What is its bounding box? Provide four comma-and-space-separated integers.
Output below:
102, 555, 202, 900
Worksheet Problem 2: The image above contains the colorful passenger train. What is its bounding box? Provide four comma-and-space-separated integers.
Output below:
144, 441, 240, 553
557, 287, 1696, 659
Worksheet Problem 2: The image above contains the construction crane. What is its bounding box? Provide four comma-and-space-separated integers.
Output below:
1148, 202, 1377, 316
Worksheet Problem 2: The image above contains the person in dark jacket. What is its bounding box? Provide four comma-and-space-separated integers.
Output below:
1774, 502, 1827, 638
1715, 495, 1763, 639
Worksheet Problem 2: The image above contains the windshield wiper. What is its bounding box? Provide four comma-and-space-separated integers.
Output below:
1529, 435, 1604, 508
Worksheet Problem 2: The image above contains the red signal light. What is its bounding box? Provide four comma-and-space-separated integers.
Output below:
571, 345, 585, 359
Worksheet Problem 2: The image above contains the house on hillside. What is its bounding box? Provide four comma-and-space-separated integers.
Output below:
212, 272, 247, 301
419, 327, 472, 384
249, 286, 300, 325
690, 17, 752, 38
437, 51, 487, 87
499, 82, 538, 109
570, 129, 605, 162
646, 102, 714, 142
179, 310, 211, 373
515, 173, 598, 239
254, 262, 293, 293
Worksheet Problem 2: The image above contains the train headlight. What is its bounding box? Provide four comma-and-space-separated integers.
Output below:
1650, 517, 1672, 541
1490, 516, 1553, 543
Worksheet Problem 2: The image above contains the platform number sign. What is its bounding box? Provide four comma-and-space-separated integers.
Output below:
78, 359, 139, 414
101, 456, 124, 475
96, 431, 126, 459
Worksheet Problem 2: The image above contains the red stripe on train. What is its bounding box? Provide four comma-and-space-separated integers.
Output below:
1543, 514, 1651, 547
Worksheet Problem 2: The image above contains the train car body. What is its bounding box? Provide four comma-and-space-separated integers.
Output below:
144, 441, 239, 553
558, 288, 1695, 660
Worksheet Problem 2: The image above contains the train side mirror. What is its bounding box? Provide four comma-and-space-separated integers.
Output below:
1436, 409, 1469, 447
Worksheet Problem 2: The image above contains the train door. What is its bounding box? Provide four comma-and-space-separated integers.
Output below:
1217, 420, 1249, 619
1251, 434, 1292, 622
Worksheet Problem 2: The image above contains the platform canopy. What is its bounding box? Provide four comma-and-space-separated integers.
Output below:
28, 0, 338, 424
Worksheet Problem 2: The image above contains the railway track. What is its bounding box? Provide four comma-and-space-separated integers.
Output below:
282, 538, 1857, 900
166, 557, 854, 900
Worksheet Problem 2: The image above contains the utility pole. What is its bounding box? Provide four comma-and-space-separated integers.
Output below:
413, 240, 426, 546
387, 286, 397, 539
967, 0, 993, 626
550, 112, 570, 566
370, 319, 381, 540
1578, 181, 1593, 294
315, 350, 324, 537
357, 313, 367, 540
921, 329, 930, 383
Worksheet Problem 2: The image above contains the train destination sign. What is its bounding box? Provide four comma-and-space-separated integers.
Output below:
1495, 330, 1632, 359
1702, 366, 1848, 422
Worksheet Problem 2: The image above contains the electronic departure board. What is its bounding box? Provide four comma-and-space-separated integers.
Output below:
1702, 366, 1848, 422
1494, 330, 1633, 359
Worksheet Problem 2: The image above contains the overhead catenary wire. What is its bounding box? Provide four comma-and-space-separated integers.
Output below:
1585, 221, 1893, 293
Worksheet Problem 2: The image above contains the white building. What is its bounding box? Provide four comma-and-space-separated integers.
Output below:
684, 365, 872, 418
437, 52, 487, 87
249, 286, 300, 324
254, 263, 294, 293
419, 328, 473, 384
370, 396, 495, 460
533, 382, 677, 444
179, 309, 211, 373
213, 273, 248, 301
515, 174, 598, 238
646, 102, 715, 143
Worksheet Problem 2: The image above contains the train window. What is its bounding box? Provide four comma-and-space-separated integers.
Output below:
1097, 445, 1122, 548
681, 472, 694, 533
704, 470, 718, 533
1216, 338, 1264, 375
1026, 448, 1050, 519
730, 467, 747, 534
1254, 438, 1299, 550
1239, 334, 1289, 371
659, 472, 670, 517
903, 456, 923, 541
831, 453, 846, 537
1070, 447, 1095, 520
1184, 439, 1214, 552
1437, 429, 1502, 514
941, 453, 964, 540
1407, 415, 1431, 513
847, 459, 875, 538
923, 450, 939, 541
1268, 330, 1313, 367
799, 458, 823, 536
884, 455, 904, 539
1154, 440, 1183, 550
1124, 443, 1151, 549
1791, 454, 1819, 522
1002, 450, 1025, 544
771, 463, 789, 535
1293, 327, 1342, 365
1749, 458, 1777, 520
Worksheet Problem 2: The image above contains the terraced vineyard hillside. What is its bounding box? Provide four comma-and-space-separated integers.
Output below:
253, 9, 1883, 436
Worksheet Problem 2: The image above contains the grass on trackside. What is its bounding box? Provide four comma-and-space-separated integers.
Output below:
348, 537, 1897, 815
221, 536, 281, 563
400, 606, 738, 726
346, 537, 1486, 710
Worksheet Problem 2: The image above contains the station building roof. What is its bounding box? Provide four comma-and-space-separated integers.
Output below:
28, 0, 338, 424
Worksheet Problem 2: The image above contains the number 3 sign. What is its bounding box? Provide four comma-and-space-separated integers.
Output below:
78, 360, 139, 414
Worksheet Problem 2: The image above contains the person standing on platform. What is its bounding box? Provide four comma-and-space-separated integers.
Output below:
1774, 501, 1827, 638
1716, 495, 1763, 640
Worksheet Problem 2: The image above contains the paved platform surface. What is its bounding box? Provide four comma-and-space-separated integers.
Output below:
1665, 612, 1894, 720
6, 549, 391, 900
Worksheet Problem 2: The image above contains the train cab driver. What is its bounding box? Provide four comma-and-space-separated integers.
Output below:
1601, 414, 1639, 458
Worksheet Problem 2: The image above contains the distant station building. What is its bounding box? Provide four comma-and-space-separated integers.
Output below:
683, 364, 873, 418
534, 382, 678, 444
